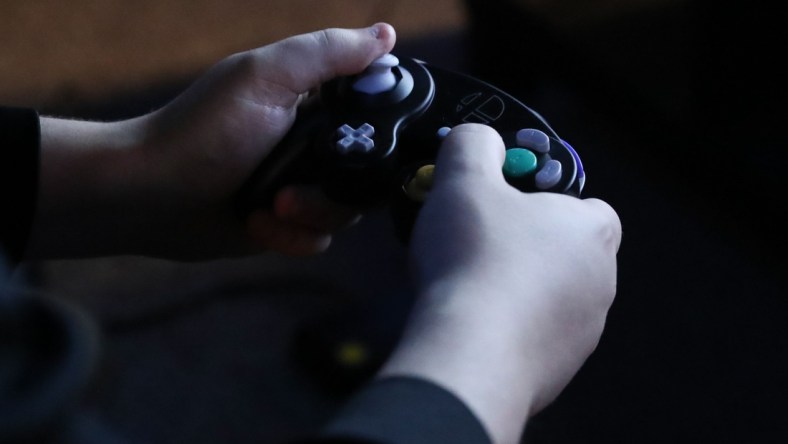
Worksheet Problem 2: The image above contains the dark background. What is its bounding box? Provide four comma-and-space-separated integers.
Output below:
462, 1, 787, 442
4, 0, 786, 442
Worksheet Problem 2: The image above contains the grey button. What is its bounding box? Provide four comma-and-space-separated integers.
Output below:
535, 159, 563, 190
516, 128, 551, 153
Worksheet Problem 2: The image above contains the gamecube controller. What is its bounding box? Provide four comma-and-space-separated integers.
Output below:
238, 54, 585, 241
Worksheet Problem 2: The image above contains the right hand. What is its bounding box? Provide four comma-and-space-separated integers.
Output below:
383, 123, 622, 443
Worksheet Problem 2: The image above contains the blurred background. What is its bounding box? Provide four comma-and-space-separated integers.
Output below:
3, 0, 786, 443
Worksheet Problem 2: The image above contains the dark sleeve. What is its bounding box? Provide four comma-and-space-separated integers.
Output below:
302, 376, 492, 444
0, 106, 40, 264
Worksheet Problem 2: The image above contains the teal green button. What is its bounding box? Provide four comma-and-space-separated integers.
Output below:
502, 148, 538, 178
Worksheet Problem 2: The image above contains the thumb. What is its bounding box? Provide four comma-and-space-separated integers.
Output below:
250, 23, 396, 95
432, 124, 507, 191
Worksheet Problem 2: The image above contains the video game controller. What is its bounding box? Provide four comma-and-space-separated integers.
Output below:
238, 53, 585, 241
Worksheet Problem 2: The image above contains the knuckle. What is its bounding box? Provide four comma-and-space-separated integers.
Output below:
310, 28, 335, 51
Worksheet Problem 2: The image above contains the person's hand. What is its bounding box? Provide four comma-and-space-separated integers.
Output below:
380, 124, 622, 444
27, 24, 396, 260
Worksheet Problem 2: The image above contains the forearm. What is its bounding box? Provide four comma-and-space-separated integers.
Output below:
26, 116, 151, 258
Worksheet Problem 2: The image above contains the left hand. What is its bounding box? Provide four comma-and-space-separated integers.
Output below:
28, 24, 396, 260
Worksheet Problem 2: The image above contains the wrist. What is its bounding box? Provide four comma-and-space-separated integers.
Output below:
27, 116, 151, 258
42, 116, 149, 193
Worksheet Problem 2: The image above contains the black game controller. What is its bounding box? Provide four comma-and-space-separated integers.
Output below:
238, 54, 585, 241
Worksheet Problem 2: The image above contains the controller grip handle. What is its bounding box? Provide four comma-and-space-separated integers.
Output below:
235, 100, 327, 214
